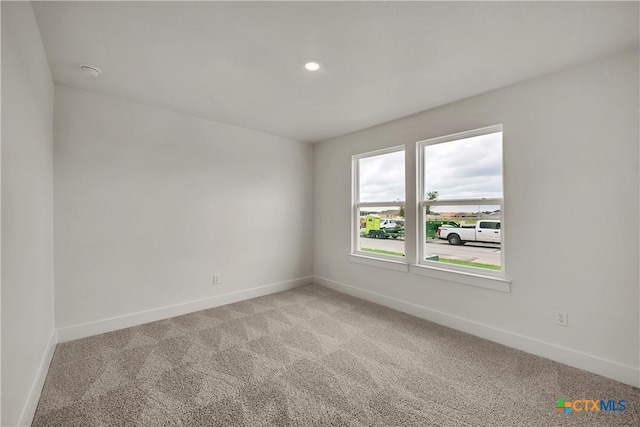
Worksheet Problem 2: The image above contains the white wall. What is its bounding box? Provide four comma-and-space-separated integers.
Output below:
53, 86, 313, 331
314, 50, 640, 386
1, 2, 56, 426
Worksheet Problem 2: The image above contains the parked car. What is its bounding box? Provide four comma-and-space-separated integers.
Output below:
380, 219, 398, 229
437, 220, 500, 245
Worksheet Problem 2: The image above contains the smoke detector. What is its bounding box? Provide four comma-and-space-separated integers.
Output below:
79, 65, 101, 77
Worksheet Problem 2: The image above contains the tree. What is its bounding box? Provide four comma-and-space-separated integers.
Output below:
398, 205, 405, 218
425, 191, 439, 215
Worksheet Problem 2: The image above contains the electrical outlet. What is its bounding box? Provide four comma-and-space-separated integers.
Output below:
213, 274, 221, 285
325, 263, 331, 272
555, 310, 568, 326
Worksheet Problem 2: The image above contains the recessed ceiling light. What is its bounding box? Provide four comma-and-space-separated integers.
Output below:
79, 65, 101, 77
304, 60, 321, 72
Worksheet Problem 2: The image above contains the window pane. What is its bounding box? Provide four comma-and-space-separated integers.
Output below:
359, 150, 405, 203
424, 204, 501, 271
479, 222, 499, 229
357, 206, 405, 258
424, 132, 502, 200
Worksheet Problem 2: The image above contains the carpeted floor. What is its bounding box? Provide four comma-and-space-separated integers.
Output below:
33, 284, 638, 426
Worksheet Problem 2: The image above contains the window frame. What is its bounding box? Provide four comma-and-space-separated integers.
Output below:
351, 145, 407, 264
416, 124, 506, 279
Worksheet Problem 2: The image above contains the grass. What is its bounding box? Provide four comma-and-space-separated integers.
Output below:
437, 258, 501, 270
360, 248, 500, 270
361, 248, 404, 257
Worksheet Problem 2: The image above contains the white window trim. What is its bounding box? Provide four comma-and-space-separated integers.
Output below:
351, 145, 407, 268
349, 254, 409, 272
411, 263, 510, 292
416, 124, 508, 284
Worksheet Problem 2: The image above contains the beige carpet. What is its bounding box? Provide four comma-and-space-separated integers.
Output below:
33, 284, 638, 426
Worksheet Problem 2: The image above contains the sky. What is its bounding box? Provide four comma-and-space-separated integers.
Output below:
359, 149, 405, 202
359, 132, 502, 210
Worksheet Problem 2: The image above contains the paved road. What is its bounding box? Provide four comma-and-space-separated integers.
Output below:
360, 237, 501, 266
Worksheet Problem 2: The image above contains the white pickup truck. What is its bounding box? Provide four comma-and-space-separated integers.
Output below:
437, 220, 501, 245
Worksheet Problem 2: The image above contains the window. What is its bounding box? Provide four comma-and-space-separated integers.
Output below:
418, 125, 504, 275
352, 147, 405, 261
479, 221, 500, 230
350, 126, 506, 286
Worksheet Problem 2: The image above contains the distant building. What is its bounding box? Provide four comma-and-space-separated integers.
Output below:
360, 209, 402, 219
380, 209, 401, 219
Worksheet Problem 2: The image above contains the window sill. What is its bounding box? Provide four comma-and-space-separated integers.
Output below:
411, 264, 511, 292
348, 254, 409, 272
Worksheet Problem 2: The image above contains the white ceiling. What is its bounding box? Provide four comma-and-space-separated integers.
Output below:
33, 1, 639, 143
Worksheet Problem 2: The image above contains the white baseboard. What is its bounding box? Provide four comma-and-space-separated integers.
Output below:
314, 275, 640, 388
57, 276, 313, 343
19, 329, 58, 426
